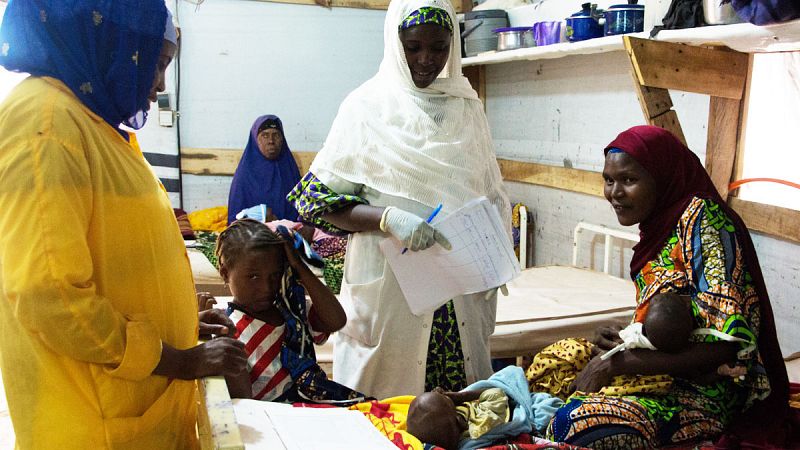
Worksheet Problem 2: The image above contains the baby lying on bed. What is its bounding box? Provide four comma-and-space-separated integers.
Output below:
407, 366, 564, 450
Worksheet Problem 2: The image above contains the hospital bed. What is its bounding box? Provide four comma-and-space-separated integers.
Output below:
491, 221, 639, 358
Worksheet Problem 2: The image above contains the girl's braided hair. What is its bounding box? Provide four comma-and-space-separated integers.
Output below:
215, 218, 285, 270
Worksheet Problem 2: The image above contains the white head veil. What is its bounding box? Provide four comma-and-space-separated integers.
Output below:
378, 0, 476, 99
311, 0, 509, 227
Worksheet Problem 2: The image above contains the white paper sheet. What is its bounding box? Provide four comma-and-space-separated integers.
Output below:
265, 406, 398, 450
380, 197, 521, 315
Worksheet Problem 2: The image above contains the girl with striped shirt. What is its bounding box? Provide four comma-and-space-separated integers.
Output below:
214, 219, 366, 404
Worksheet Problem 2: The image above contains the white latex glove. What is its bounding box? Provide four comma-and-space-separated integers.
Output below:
381, 207, 451, 252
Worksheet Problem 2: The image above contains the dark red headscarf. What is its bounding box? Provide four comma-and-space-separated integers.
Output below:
605, 125, 789, 443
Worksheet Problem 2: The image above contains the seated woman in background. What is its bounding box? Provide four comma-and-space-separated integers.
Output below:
227, 115, 301, 224
547, 125, 789, 448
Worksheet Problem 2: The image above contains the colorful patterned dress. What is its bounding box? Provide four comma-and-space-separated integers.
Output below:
547, 197, 770, 449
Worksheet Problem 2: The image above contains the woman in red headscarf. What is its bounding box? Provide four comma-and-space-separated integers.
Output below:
546, 126, 789, 448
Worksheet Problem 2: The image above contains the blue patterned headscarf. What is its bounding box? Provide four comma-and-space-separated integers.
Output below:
0, 0, 167, 131
399, 7, 454, 31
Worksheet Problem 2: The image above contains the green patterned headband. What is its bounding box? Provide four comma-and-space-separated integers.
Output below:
399, 7, 454, 32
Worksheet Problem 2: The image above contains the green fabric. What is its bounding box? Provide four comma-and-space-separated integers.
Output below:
399, 7, 453, 31
425, 300, 467, 392
455, 388, 510, 439
288, 172, 367, 234
195, 231, 219, 269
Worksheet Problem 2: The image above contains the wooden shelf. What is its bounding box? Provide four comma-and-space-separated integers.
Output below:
462, 19, 800, 67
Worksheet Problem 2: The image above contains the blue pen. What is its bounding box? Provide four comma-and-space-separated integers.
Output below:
401, 203, 443, 254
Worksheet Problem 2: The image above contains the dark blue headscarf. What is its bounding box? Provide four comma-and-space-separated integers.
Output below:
0, 0, 167, 131
227, 115, 301, 224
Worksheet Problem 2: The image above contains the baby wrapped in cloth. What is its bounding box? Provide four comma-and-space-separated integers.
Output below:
527, 292, 754, 399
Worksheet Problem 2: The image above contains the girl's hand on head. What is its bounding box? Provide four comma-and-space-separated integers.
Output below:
282, 238, 305, 272
197, 291, 217, 311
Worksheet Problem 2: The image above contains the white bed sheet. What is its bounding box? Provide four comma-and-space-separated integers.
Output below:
490, 265, 636, 358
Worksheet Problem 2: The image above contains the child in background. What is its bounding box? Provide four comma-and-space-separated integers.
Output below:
214, 218, 366, 404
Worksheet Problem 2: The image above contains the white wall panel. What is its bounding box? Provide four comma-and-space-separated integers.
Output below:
175, 0, 385, 151
491, 52, 799, 356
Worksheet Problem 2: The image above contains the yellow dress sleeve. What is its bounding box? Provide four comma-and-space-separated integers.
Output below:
0, 136, 161, 381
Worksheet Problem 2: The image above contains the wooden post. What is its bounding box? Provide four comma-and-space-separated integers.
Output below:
623, 36, 749, 198
463, 65, 486, 110
623, 38, 686, 145
705, 96, 743, 199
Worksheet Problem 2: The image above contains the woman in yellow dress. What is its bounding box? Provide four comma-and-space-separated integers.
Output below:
0, 2, 246, 448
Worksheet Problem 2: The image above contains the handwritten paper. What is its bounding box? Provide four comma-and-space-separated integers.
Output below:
380, 197, 521, 315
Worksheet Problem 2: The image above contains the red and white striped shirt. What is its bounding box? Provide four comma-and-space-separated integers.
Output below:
230, 309, 292, 401
229, 304, 329, 401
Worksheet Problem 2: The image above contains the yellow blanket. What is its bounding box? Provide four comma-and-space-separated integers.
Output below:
526, 338, 673, 399
350, 396, 426, 449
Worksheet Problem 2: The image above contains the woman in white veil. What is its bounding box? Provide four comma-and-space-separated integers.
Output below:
289, 0, 510, 399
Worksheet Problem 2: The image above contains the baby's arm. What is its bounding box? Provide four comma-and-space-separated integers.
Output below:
433, 386, 487, 405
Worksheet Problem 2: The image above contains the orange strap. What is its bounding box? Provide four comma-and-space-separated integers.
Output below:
728, 177, 800, 191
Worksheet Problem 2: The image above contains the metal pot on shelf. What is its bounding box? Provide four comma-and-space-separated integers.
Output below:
463, 10, 508, 57
566, 3, 604, 42
604, 1, 645, 35
703, 0, 743, 24
494, 27, 535, 51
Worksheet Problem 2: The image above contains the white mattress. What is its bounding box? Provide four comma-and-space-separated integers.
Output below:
313, 265, 637, 360
490, 265, 636, 357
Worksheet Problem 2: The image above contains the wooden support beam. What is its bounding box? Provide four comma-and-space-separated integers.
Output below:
649, 109, 686, 146
498, 159, 604, 197
728, 197, 800, 243
181, 148, 317, 176
623, 36, 749, 100
181, 148, 241, 176
498, 159, 800, 244
705, 96, 743, 199
636, 85, 673, 118
732, 55, 755, 185
625, 61, 686, 144
197, 377, 244, 450
463, 65, 486, 108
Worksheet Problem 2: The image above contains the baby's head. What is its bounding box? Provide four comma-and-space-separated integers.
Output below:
407, 392, 466, 450
644, 292, 694, 353
215, 219, 287, 313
